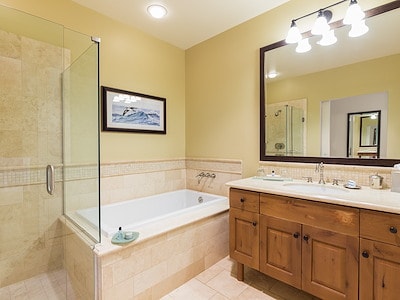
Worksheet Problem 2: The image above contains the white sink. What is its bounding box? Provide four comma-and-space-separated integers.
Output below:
283, 183, 349, 195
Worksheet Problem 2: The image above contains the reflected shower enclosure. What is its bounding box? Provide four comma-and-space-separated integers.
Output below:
266, 103, 305, 156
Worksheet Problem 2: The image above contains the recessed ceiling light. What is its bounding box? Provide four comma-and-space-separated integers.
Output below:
147, 4, 167, 19
266, 71, 278, 79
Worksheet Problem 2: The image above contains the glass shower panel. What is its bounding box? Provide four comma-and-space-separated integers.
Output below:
62, 36, 100, 243
290, 106, 305, 156
0, 4, 66, 295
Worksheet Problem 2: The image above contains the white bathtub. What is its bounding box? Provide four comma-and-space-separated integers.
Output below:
77, 189, 228, 238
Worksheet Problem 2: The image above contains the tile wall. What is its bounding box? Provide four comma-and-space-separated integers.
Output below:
0, 29, 65, 288
259, 161, 394, 188
96, 211, 229, 300
100, 158, 242, 205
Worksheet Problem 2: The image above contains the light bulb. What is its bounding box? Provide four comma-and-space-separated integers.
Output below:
267, 71, 278, 79
285, 20, 302, 44
317, 30, 337, 46
147, 4, 167, 19
296, 38, 311, 53
311, 10, 330, 35
343, 0, 365, 25
349, 20, 369, 37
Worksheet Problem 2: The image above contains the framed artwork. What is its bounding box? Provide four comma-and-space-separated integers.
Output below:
102, 86, 166, 134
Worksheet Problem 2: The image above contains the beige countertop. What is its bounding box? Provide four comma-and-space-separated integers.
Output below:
226, 177, 400, 214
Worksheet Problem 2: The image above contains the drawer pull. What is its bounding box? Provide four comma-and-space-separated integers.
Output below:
362, 251, 369, 258
240, 198, 245, 203
252, 221, 257, 227
303, 235, 309, 242
293, 232, 300, 239
389, 226, 398, 234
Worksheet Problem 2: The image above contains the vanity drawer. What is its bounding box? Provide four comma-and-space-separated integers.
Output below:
260, 193, 359, 236
230, 188, 259, 213
360, 210, 400, 246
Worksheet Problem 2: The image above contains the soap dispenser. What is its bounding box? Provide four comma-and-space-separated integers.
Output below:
369, 173, 383, 189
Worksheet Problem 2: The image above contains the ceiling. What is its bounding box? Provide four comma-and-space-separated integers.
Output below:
71, 0, 289, 49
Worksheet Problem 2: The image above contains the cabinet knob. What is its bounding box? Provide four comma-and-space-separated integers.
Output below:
362, 251, 369, 258
293, 232, 300, 239
252, 221, 257, 227
303, 235, 309, 242
389, 226, 398, 234
240, 198, 245, 203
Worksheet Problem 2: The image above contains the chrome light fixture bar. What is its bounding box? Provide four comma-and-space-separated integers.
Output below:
285, 0, 368, 53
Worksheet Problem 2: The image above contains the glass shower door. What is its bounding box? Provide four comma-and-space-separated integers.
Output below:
0, 5, 100, 299
62, 36, 100, 242
0, 4, 67, 298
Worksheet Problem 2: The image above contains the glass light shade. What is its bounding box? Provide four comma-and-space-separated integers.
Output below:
349, 20, 369, 37
311, 12, 330, 35
317, 30, 337, 46
285, 21, 302, 44
296, 38, 311, 53
343, 1, 365, 25
147, 4, 167, 19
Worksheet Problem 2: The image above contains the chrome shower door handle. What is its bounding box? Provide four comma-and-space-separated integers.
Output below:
46, 165, 55, 195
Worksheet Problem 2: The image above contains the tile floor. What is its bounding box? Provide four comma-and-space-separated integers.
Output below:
0, 256, 319, 299
163, 256, 320, 300
0, 269, 74, 300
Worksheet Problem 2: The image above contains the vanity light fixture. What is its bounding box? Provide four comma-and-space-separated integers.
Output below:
317, 29, 337, 46
311, 10, 331, 36
296, 38, 312, 53
285, 20, 302, 44
285, 0, 367, 53
147, 4, 167, 19
349, 19, 369, 37
343, 0, 365, 25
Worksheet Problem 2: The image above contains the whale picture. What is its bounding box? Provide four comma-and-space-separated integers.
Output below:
102, 86, 166, 134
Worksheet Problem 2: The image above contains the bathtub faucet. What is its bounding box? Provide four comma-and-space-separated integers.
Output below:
196, 172, 206, 184
196, 172, 216, 184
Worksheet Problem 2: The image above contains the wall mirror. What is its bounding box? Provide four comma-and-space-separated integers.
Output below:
260, 1, 400, 166
347, 110, 380, 159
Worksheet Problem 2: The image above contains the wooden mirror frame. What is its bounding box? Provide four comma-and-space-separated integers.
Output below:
260, 1, 400, 167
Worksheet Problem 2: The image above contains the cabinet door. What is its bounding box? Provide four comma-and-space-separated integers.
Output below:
229, 208, 259, 269
302, 225, 359, 300
259, 215, 302, 288
360, 238, 400, 300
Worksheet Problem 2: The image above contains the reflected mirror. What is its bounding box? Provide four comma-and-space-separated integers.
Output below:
347, 111, 380, 159
260, 1, 400, 166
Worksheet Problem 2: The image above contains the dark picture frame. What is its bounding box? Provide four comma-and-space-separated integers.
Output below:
102, 86, 166, 134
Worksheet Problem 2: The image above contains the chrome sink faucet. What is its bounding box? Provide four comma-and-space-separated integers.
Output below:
315, 162, 325, 184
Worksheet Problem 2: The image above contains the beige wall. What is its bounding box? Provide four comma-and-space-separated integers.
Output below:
185, 0, 391, 176
0, 0, 186, 163
1, 0, 392, 175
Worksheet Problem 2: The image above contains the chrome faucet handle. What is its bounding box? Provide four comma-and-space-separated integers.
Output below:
302, 176, 313, 183
332, 178, 342, 185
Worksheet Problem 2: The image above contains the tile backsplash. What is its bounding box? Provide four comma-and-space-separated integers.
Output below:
259, 161, 393, 188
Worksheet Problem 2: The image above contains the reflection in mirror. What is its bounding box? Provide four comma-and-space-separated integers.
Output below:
260, 2, 400, 166
320, 92, 387, 158
266, 99, 306, 156
347, 111, 380, 159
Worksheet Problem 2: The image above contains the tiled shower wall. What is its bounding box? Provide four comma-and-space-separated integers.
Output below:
0, 30, 65, 288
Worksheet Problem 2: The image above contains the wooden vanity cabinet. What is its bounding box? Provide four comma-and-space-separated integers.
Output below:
229, 189, 260, 278
359, 210, 400, 300
260, 194, 359, 300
